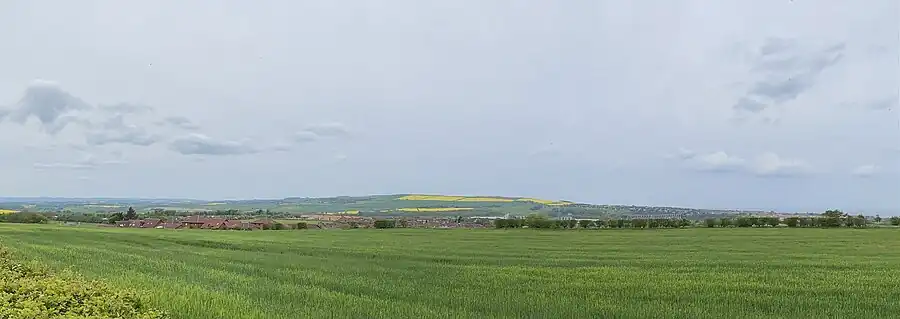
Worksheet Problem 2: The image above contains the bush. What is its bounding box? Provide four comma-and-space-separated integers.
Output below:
524, 214, 554, 229
0, 248, 168, 318
494, 219, 523, 229
374, 220, 396, 229
719, 218, 732, 227
890, 217, 900, 226
704, 218, 717, 228
784, 217, 800, 228
0, 212, 48, 224
295, 222, 308, 229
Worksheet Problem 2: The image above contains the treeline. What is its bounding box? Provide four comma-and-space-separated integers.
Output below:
0, 212, 48, 224
0, 247, 168, 318
491, 210, 899, 230
494, 215, 693, 229
705, 215, 869, 228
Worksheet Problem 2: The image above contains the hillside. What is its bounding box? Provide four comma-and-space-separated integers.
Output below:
0, 194, 765, 218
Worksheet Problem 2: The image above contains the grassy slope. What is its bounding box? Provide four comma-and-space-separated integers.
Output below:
2, 224, 899, 318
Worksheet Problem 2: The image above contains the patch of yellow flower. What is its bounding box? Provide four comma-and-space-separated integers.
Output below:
398, 207, 474, 212
459, 197, 514, 202
516, 198, 572, 206
397, 195, 465, 201
397, 195, 514, 202
204, 202, 226, 206
0, 209, 19, 214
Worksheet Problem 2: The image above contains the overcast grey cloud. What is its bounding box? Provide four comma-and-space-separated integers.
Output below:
0, 0, 897, 213
168, 133, 259, 155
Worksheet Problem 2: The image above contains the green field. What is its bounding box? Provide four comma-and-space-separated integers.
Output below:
1, 224, 899, 318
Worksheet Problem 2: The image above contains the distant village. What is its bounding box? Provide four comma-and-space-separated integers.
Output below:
105, 214, 494, 230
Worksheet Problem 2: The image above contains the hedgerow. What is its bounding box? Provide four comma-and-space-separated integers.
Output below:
0, 247, 168, 319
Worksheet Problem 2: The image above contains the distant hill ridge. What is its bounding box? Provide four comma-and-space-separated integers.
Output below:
0, 194, 774, 218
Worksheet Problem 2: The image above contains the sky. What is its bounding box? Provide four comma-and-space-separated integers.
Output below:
0, 1, 897, 213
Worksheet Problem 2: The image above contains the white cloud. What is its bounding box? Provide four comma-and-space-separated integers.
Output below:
300, 122, 350, 138
168, 133, 259, 156
750, 152, 813, 177
851, 164, 879, 177
677, 149, 746, 173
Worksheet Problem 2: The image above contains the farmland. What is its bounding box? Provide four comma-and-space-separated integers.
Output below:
0, 194, 762, 218
1, 225, 899, 318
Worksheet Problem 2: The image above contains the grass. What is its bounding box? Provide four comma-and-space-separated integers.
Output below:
1, 225, 899, 318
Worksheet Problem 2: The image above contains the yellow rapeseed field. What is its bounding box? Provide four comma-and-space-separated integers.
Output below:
398, 194, 570, 205
397, 208, 475, 212
516, 198, 572, 206
397, 195, 465, 201
0, 209, 20, 214
398, 195, 513, 202
460, 197, 514, 202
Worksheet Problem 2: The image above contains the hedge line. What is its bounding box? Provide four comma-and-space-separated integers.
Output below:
0, 247, 168, 319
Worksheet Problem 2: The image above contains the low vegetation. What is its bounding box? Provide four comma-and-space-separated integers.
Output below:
0, 246, 167, 319
0, 212, 48, 224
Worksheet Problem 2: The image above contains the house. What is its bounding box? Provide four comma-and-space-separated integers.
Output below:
161, 222, 183, 229
139, 219, 163, 228
180, 216, 213, 229
198, 219, 229, 229
224, 220, 259, 230
250, 219, 274, 229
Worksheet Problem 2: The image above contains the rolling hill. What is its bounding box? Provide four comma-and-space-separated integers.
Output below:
0, 194, 764, 219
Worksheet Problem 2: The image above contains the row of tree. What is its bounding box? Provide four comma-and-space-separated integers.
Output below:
0, 212, 48, 224
494, 215, 693, 229
493, 210, 899, 230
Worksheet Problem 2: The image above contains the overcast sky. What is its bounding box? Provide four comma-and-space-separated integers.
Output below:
0, 1, 897, 212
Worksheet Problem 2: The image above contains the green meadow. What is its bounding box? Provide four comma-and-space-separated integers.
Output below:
2, 224, 899, 318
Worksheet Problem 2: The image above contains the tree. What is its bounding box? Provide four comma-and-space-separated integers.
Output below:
890, 217, 900, 226
874, 215, 882, 223
124, 207, 137, 220
820, 210, 844, 228
578, 220, 591, 228
524, 214, 552, 229
704, 218, 717, 228
107, 212, 125, 224
295, 222, 308, 230
766, 217, 780, 228
822, 209, 843, 218
784, 217, 800, 228
719, 218, 732, 228
374, 220, 396, 229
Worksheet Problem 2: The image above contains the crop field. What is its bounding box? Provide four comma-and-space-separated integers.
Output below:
0, 209, 18, 214
1, 225, 899, 318
397, 207, 474, 212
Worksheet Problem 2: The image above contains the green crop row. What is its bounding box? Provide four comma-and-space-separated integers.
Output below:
0, 247, 168, 319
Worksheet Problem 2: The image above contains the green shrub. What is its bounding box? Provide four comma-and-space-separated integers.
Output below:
374, 220, 396, 229
890, 217, 900, 226
0, 247, 168, 318
577, 220, 592, 228
784, 217, 800, 228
